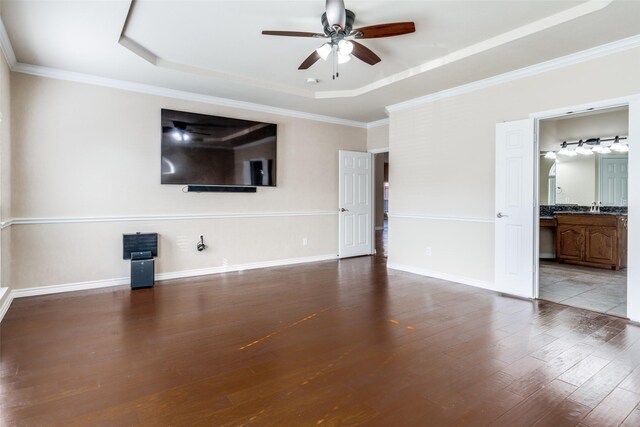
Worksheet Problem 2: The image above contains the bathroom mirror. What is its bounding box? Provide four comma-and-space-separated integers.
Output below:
540, 153, 628, 206
539, 107, 629, 207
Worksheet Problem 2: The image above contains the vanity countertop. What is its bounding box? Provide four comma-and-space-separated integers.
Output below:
554, 211, 627, 216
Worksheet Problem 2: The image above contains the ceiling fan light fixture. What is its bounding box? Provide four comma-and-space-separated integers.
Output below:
338, 52, 351, 64
171, 129, 190, 142
338, 39, 353, 55
316, 43, 332, 61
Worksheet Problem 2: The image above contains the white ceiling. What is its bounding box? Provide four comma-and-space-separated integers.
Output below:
2, 0, 640, 123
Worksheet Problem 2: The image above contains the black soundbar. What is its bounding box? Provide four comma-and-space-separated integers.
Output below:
187, 185, 257, 193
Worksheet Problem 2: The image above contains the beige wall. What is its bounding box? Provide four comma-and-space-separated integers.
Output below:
367, 124, 389, 151
389, 46, 640, 285
539, 108, 629, 152
8, 73, 366, 289
0, 47, 10, 298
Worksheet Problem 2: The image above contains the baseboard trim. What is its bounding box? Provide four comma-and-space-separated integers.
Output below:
539, 253, 556, 259
387, 262, 496, 293
154, 254, 337, 281
12, 277, 130, 298
10, 254, 338, 299
0, 288, 13, 323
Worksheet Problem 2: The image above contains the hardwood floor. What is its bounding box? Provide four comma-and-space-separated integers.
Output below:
3, 254, 640, 425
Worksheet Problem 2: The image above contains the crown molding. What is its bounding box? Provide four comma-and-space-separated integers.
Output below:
317, 0, 614, 99
0, 15, 375, 128
366, 118, 389, 129
11, 62, 370, 128
2, 8, 638, 128
0, 15, 16, 68
386, 34, 640, 114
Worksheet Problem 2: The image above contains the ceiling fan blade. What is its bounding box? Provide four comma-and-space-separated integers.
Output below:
262, 30, 325, 38
350, 41, 381, 65
173, 121, 188, 130
352, 22, 416, 39
298, 50, 322, 70
325, 0, 346, 30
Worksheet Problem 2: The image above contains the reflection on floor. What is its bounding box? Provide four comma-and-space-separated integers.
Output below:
539, 260, 626, 317
375, 220, 388, 257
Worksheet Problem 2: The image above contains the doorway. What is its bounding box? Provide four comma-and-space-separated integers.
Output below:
374, 152, 389, 257
536, 107, 629, 317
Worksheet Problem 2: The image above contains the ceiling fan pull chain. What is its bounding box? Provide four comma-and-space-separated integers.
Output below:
332, 47, 336, 80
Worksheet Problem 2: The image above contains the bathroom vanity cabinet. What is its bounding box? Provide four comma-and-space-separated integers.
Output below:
556, 213, 627, 270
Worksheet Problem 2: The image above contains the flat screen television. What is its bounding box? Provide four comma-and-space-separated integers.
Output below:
161, 109, 277, 187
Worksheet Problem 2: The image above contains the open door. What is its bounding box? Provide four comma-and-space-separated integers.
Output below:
495, 119, 535, 298
339, 150, 373, 258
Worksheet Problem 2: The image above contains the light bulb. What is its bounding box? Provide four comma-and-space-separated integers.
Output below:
544, 151, 556, 160
610, 136, 627, 152
172, 130, 182, 141
576, 146, 593, 155
316, 43, 332, 61
558, 142, 575, 156
593, 144, 611, 154
182, 133, 190, 141
338, 52, 351, 64
338, 40, 353, 55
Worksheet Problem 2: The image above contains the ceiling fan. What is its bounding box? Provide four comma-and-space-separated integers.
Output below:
163, 121, 211, 142
261, 0, 415, 79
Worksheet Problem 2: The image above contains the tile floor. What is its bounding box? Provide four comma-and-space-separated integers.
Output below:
539, 260, 627, 317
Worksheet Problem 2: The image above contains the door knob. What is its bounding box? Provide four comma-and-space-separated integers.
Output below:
340, 208, 349, 212
496, 212, 509, 218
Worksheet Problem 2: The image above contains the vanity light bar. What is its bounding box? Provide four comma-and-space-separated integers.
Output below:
553, 135, 629, 157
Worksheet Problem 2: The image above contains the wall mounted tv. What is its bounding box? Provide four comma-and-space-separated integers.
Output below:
161, 109, 277, 187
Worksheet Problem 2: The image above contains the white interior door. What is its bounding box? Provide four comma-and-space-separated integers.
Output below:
495, 119, 535, 298
339, 150, 373, 258
600, 157, 628, 206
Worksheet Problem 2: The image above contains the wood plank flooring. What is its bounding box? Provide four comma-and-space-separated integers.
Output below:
3, 253, 640, 425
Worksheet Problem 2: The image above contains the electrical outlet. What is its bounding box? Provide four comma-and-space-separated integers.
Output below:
425, 247, 432, 256
302, 238, 308, 246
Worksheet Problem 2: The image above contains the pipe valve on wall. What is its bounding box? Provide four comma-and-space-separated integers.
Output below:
197, 235, 207, 252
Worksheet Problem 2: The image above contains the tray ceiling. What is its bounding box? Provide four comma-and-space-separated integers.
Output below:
2, 0, 640, 122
